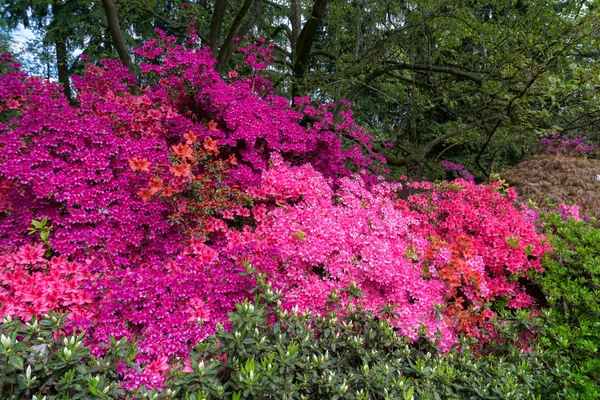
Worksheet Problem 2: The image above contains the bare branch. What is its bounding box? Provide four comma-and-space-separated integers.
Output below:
310, 49, 337, 59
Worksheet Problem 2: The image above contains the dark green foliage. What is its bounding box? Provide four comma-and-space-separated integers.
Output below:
167, 275, 597, 399
0, 313, 129, 399
2, 274, 598, 399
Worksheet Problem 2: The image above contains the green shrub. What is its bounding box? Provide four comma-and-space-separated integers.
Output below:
0, 313, 129, 399
1, 273, 595, 399
532, 212, 600, 397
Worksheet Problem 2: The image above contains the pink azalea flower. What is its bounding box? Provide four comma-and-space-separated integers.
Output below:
15, 243, 46, 266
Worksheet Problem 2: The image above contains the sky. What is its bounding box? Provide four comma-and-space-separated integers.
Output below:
11, 24, 35, 52
10, 24, 82, 78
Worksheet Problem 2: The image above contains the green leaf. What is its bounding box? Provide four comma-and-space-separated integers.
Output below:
8, 355, 24, 371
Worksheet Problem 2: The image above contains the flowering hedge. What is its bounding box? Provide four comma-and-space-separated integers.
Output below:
227, 163, 548, 350
0, 33, 550, 389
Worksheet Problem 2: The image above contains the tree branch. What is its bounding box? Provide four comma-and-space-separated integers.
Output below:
264, 0, 284, 8
216, 0, 263, 73
235, 0, 263, 42
101, 0, 134, 75
373, 114, 508, 167
270, 24, 292, 41
310, 49, 337, 59
383, 61, 483, 85
216, 0, 252, 72
385, 71, 435, 90
136, 5, 188, 29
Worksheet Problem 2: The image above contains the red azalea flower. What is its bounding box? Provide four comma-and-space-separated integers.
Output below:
206, 120, 218, 131
148, 177, 164, 194
171, 143, 194, 161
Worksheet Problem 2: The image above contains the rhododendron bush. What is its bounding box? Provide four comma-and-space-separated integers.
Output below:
0, 34, 550, 388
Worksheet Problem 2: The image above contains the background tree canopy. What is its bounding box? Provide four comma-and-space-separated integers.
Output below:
3, 0, 599, 179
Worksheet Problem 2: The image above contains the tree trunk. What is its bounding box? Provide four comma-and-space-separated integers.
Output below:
210, 0, 228, 56
216, 0, 253, 73
51, 3, 71, 100
292, 0, 329, 100
55, 38, 71, 99
290, 0, 301, 61
219, 0, 263, 67
354, 0, 362, 59
101, 0, 135, 75
236, 0, 264, 42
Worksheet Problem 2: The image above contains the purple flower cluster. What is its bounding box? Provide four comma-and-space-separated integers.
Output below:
555, 202, 583, 221
135, 30, 384, 186
237, 38, 276, 71
439, 160, 475, 183
541, 131, 597, 156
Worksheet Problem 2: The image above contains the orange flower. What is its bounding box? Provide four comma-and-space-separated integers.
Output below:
203, 137, 220, 156
170, 162, 192, 177
163, 186, 175, 197
171, 143, 194, 161
183, 130, 199, 145
206, 120, 218, 131
137, 188, 152, 202
227, 154, 237, 166
148, 177, 164, 195
128, 158, 151, 172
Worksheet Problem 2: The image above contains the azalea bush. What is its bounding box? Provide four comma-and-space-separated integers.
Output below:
217, 161, 549, 350
0, 30, 555, 391
0, 32, 383, 361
